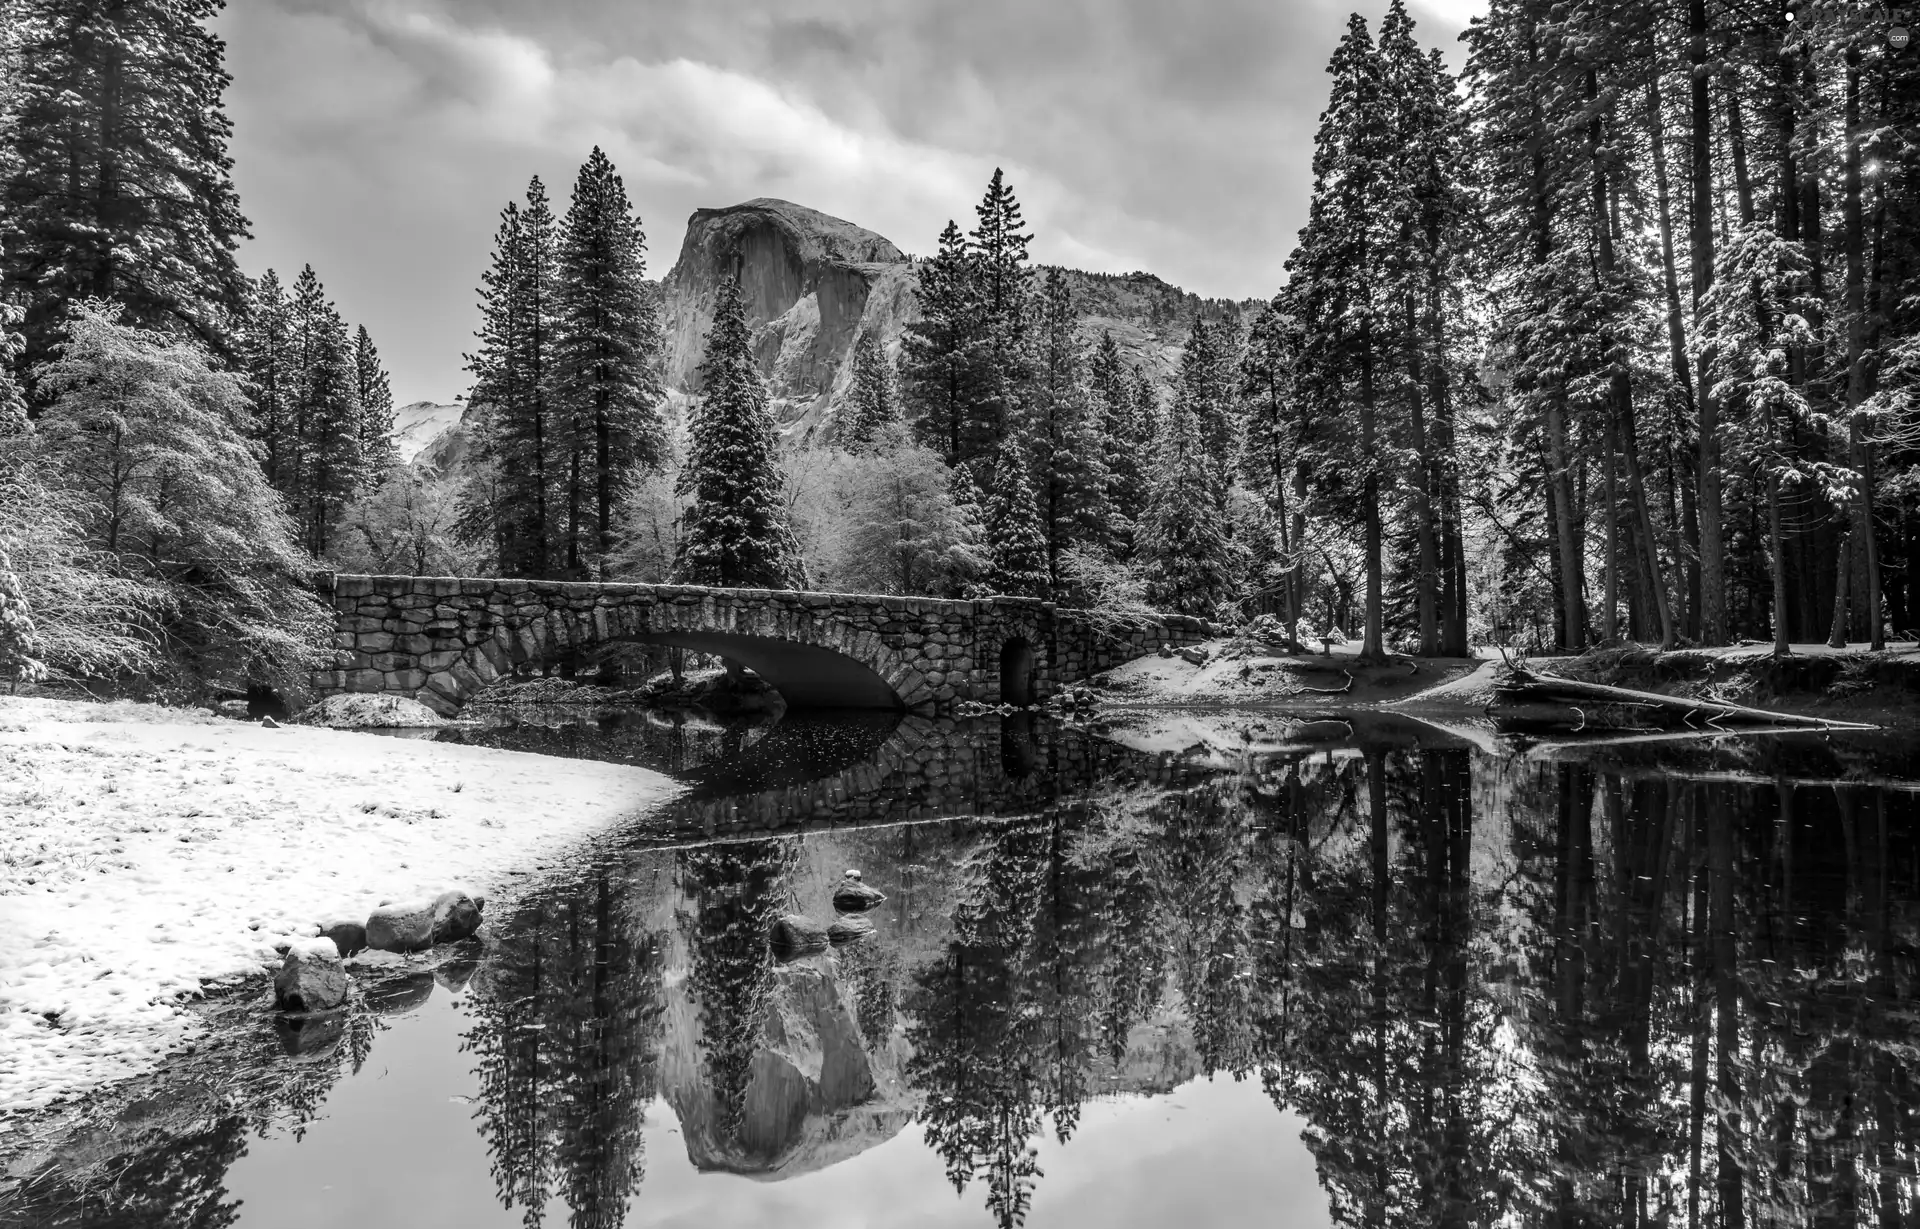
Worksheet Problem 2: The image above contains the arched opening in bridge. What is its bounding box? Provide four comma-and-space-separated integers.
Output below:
999, 637, 1035, 707
598, 632, 905, 711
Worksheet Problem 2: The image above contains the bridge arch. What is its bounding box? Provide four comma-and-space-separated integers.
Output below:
315, 576, 1219, 717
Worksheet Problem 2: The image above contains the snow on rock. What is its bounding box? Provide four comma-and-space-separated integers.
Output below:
389, 400, 465, 464
273, 937, 346, 1012
0, 695, 681, 1113
300, 692, 444, 729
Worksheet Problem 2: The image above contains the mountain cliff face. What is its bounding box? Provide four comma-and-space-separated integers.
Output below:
659, 198, 1255, 440
660, 198, 919, 436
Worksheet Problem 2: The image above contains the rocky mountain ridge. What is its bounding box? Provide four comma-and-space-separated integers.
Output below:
404, 198, 1256, 468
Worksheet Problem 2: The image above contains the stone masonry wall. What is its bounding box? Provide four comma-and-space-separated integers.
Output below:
314, 575, 1217, 716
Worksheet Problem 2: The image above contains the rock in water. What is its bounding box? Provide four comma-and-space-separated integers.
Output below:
274, 937, 347, 1012
366, 899, 436, 953
831, 871, 887, 914
302, 693, 444, 729
827, 915, 874, 945
318, 918, 367, 957
769, 914, 830, 961
430, 888, 484, 943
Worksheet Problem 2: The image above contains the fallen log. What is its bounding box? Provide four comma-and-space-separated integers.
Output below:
1493, 666, 1876, 731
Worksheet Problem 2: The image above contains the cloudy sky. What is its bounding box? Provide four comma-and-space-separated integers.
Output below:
216, 0, 1481, 408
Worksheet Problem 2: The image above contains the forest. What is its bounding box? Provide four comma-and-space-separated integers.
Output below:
2, 0, 1919, 700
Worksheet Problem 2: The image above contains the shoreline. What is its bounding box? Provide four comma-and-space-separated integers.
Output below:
0, 695, 683, 1119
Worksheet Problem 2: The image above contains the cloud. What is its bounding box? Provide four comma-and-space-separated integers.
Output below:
217, 0, 1480, 405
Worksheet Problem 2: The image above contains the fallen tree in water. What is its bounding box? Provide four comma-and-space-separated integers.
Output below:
1490, 664, 1877, 733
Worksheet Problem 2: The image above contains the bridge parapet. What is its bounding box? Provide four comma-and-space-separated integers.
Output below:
313, 575, 1213, 716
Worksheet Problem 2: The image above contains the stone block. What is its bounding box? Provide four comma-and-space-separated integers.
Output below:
345, 669, 384, 692
335, 576, 374, 598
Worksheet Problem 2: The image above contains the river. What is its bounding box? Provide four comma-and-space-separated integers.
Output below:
8, 708, 1920, 1228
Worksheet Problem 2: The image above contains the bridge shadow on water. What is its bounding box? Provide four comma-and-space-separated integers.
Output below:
14, 713, 1920, 1229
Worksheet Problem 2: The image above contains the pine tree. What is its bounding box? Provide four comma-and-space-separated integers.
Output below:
675, 277, 806, 589
902, 220, 994, 469
278, 266, 365, 558
1089, 332, 1147, 559
1, 0, 250, 371
353, 325, 396, 474
840, 329, 899, 451
242, 271, 296, 492
1029, 268, 1108, 586
980, 438, 1049, 599
0, 304, 26, 438
1284, 13, 1396, 659
552, 147, 665, 576
970, 170, 1034, 469
1141, 377, 1235, 619
462, 180, 559, 577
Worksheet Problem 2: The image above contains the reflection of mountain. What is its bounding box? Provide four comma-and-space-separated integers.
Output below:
19, 717, 1920, 1229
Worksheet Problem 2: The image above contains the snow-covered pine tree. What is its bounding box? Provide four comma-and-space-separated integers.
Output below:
1140, 368, 1234, 619
674, 277, 806, 589
901, 220, 994, 470
980, 437, 1049, 599
840, 329, 899, 451
0, 0, 250, 372
552, 147, 665, 577
354, 325, 397, 475
0, 304, 25, 438
463, 181, 559, 577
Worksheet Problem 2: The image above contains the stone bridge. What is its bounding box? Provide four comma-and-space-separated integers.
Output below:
313, 575, 1215, 716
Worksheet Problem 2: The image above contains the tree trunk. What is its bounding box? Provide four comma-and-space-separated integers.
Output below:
1690, 0, 1725, 645
1841, 46, 1882, 651
1406, 293, 1440, 656
1360, 321, 1384, 661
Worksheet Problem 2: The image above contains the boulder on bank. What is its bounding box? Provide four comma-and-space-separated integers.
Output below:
302, 693, 445, 730
319, 918, 367, 957
430, 888, 485, 943
366, 899, 436, 953
274, 937, 347, 1012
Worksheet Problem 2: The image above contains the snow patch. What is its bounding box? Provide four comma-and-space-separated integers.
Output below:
0, 696, 680, 1113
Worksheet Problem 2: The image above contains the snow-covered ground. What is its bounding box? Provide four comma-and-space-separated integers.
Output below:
0, 696, 681, 1116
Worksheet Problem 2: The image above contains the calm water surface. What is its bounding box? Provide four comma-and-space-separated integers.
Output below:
10, 709, 1920, 1228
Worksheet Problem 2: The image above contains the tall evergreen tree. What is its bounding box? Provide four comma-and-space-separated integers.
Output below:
902, 219, 994, 470
840, 328, 899, 451
1142, 347, 1237, 618
552, 147, 665, 576
353, 324, 396, 474
674, 277, 805, 589
288, 266, 363, 558
1030, 267, 1108, 586
1284, 13, 1396, 659
980, 438, 1049, 599
0, 0, 250, 372
242, 271, 295, 493
1089, 332, 1148, 559
461, 180, 559, 577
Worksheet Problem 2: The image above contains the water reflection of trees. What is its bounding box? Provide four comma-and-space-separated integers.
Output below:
462, 875, 665, 1229
898, 743, 1920, 1228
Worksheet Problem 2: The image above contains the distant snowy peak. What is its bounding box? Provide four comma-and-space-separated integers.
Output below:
391, 400, 465, 464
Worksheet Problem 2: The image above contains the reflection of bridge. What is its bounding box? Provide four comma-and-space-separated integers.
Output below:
314, 575, 1214, 716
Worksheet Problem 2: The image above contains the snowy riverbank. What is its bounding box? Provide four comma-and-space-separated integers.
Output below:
0, 696, 682, 1115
